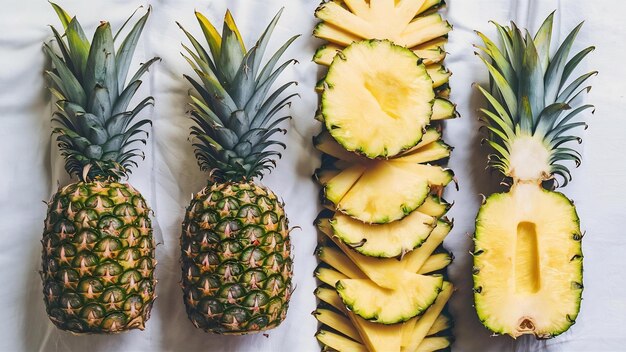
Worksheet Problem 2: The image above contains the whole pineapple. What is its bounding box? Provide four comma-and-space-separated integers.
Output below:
178, 9, 298, 334
41, 3, 159, 333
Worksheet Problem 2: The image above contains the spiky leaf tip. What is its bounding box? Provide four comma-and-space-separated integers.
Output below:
180, 8, 299, 183
46, 3, 159, 181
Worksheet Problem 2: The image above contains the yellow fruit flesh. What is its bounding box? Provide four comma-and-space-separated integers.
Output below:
315, 1, 451, 48
337, 272, 444, 324
315, 308, 362, 342
337, 162, 450, 224
474, 183, 582, 337
426, 64, 451, 88
325, 164, 367, 204
318, 246, 367, 279
317, 330, 368, 352
322, 41, 434, 158
319, 219, 404, 288
402, 282, 453, 350
415, 336, 452, 352
331, 209, 436, 258
404, 220, 452, 273
418, 252, 453, 274
315, 39, 447, 66
349, 312, 403, 352
316, 266, 349, 287
393, 141, 451, 164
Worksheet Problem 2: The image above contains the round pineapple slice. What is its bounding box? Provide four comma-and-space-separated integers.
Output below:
321, 40, 435, 158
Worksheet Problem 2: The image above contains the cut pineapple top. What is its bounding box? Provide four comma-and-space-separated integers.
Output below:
322, 40, 435, 158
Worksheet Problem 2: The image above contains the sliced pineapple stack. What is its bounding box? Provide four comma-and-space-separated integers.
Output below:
311, 1, 457, 351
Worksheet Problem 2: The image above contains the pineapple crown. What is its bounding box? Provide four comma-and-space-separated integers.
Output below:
45, 3, 159, 182
178, 9, 299, 183
475, 12, 596, 187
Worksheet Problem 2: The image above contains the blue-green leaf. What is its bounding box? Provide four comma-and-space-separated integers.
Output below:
44, 44, 86, 106
257, 35, 299, 87
66, 17, 90, 79
533, 11, 554, 75
545, 22, 584, 104
85, 22, 118, 103
116, 6, 150, 91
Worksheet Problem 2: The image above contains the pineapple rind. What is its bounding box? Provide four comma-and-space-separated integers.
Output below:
42, 181, 156, 333
181, 182, 293, 334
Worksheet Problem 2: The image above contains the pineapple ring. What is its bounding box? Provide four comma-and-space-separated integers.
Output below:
321, 40, 435, 158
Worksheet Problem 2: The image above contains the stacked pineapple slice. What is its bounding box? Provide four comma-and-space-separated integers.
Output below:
311, 1, 457, 351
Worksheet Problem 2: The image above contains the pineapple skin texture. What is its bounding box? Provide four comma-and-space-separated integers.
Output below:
181, 182, 293, 334
41, 181, 156, 334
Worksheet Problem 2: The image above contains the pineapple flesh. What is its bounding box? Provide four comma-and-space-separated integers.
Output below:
322, 40, 435, 158
179, 9, 297, 334
312, 1, 457, 350
473, 13, 594, 338
42, 4, 158, 334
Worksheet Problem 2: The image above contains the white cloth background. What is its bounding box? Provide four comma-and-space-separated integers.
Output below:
1, 0, 624, 351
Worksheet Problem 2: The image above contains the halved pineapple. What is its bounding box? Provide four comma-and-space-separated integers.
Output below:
336, 272, 444, 324
474, 183, 583, 338
402, 281, 453, 350
321, 40, 435, 158
314, 1, 451, 48
330, 209, 436, 258
314, 308, 362, 342
316, 329, 368, 352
